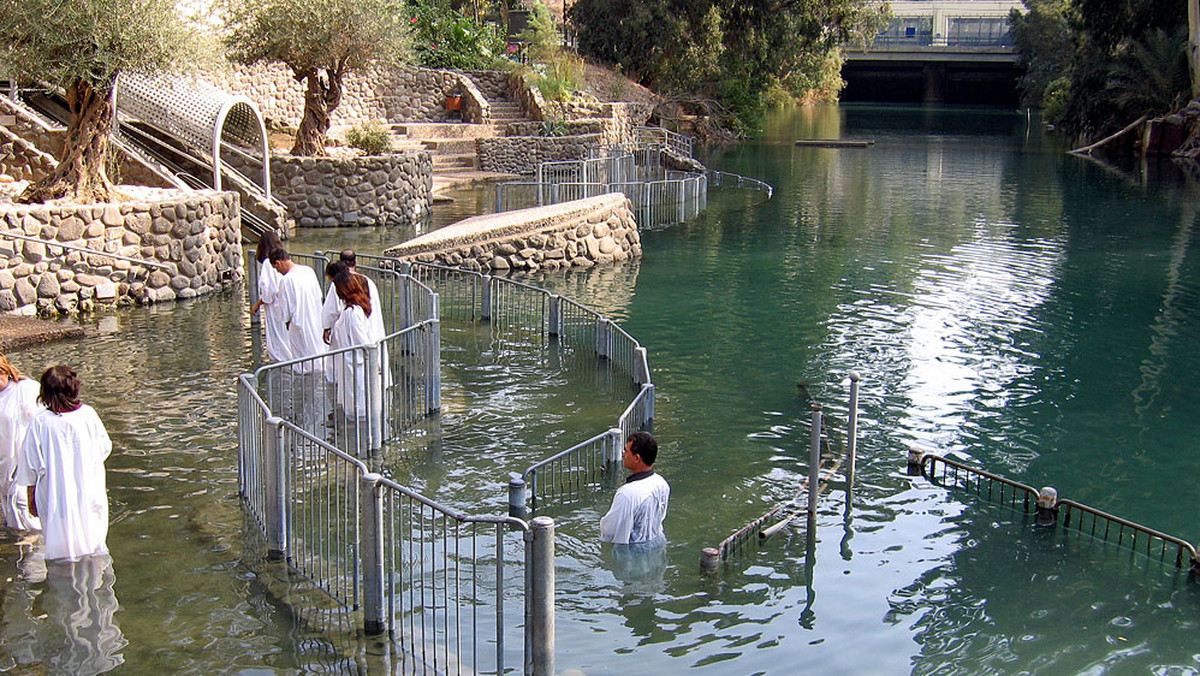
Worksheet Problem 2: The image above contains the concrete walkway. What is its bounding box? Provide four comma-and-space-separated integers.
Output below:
431, 168, 519, 202
0, 314, 84, 351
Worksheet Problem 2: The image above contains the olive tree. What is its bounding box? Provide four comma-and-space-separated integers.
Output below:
0, 0, 187, 204
223, 0, 411, 157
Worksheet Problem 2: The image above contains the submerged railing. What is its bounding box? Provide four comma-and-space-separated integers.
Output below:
238, 261, 555, 675
916, 451, 1200, 572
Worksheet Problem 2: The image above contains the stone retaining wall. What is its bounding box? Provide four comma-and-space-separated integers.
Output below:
200, 62, 471, 129
271, 152, 432, 228
477, 133, 602, 175
0, 189, 242, 315
385, 193, 639, 272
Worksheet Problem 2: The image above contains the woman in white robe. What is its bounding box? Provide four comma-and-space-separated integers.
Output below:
250, 232, 291, 362
16, 365, 112, 562
0, 355, 42, 530
330, 274, 386, 419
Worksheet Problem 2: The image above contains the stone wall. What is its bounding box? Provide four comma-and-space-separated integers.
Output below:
0, 127, 56, 182
272, 152, 432, 228
0, 189, 242, 315
385, 193, 639, 272
200, 62, 471, 129
477, 133, 602, 175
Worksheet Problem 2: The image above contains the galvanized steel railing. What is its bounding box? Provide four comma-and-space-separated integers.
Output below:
238, 261, 556, 675
917, 452, 1200, 573
635, 126, 694, 157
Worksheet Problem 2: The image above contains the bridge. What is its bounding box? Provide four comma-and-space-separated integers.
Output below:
842, 0, 1025, 105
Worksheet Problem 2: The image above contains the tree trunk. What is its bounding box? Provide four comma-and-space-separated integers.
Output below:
291, 69, 344, 157
18, 79, 116, 204
1190, 0, 1199, 96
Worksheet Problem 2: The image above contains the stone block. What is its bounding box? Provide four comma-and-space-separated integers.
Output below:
36, 274, 59, 298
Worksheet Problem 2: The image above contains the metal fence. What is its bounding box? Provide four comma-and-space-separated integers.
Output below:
238, 262, 556, 675
918, 452, 1200, 573
634, 126, 694, 158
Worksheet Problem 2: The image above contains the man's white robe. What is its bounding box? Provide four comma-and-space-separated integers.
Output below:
278, 264, 327, 373
0, 378, 42, 530
600, 471, 670, 545
16, 405, 112, 561
258, 259, 292, 362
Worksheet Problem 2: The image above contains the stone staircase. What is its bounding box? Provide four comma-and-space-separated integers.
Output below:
388, 75, 532, 190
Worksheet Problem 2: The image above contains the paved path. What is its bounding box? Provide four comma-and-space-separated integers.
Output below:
0, 314, 84, 351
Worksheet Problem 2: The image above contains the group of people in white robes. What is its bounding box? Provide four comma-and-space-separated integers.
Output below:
252, 242, 387, 419
1, 358, 112, 564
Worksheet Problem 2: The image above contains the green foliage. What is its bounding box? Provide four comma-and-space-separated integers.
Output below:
223, 0, 411, 76
0, 0, 189, 94
520, 1, 585, 103
1042, 76, 1070, 124
1009, 0, 1075, 110
568, 0, 885, 135
1104, 26, 1191, 119
540, 119, 569, 136
346, 120, 394, 154
411, 0, 506, 69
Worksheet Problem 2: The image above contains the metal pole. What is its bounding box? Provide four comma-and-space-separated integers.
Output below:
807, 404, 822, 518
547, 294, 561, 338
360, 473, 386, 635
249, 256, 261, 326
366, 344, 383, 453
633, 346, 650, 385
596, 319, 610, 359
264, 416, 287, 561
426, 316, 442, 414
845, 372, 860, 513
528, 516, 556, 676
508, 473, 528, 518
641, 383, 655, 430
481, 276, 493, 322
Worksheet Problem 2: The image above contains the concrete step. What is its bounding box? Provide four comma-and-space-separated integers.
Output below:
391, 122, 501, 139
432, 153, 476, 169
422, 138, 477, 154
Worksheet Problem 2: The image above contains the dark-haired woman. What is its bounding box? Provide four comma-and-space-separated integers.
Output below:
250, 232, 291, 362
16, 365, 112, 561
329, 273, 385, 418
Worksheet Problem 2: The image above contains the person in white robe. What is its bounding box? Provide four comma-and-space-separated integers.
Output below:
270, 249, 327, 375
0, 355, 42, 530
15, 365, 112, 562
330, 273, 387, 419
250, 232, 291, 363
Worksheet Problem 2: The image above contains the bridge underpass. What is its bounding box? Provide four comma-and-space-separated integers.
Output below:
841, 53, 1020, 105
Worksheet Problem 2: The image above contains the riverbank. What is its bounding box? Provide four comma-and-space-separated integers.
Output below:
0, 314, 83, 350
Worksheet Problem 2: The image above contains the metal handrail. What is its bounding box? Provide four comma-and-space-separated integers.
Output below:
1059, 499, 1199, 568
0, 230, 172, 269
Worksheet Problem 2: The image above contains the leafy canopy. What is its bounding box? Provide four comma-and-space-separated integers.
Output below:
223, 0, 411, 78
0, 0, 188, 92
411, 0, 506, 70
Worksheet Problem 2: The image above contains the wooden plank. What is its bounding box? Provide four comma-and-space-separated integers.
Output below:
794, 139, 875, 148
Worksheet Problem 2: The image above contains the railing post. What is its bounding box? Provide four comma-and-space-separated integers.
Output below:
807, 404, 822, 517
366, 344, 383, 452
508, 472, 528, 517
906, 444, 925, 476
426, 314, 442, 414
633, 346, 649, 384
596, 319, 611, 359
527, 516, 556, 676
360, 472, 387, 635
642, 383, 655, 430
606, 427, 624, 483
249, 257, 260, 326
547, 294, 561, 338
481, 275, 493, 322
264, 416, 288, 561
845, 372, 860, 505
1036, 486, 1059, 527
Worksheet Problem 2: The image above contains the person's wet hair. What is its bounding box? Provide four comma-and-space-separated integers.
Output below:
627, 431, 658, 466
39, 364, 82, 413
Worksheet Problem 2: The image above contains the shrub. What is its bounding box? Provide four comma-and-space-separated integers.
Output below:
346, 121, 393, 155
412, 0, 505, 70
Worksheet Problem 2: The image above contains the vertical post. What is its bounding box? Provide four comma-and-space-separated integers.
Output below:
527, 517, 556, 676
1035, 486, 1059, 527
481, 276, 492, 322
700, 547, 721, 573
807, 404, 822, 518
642, 383, 655, 430
845, 372, 860, 512
596, 319, 611, 359
508, 472, 528, 518
906, 444, 924, 476
366, 344, 383, 452
264, 416, 288, 561
426, 314, 442, 414
248, 255, 260, 326
547, 294, 561, 338
633, 346, 650, 385
360, 473, 386, 635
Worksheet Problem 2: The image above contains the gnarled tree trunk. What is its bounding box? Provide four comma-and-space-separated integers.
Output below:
292, 68, 345, 157
19, 78, 116, 204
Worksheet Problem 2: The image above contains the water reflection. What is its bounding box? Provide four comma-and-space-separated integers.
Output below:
2, 553, 126, 675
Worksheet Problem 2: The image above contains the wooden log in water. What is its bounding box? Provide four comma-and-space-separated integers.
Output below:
795, 139, 875, 148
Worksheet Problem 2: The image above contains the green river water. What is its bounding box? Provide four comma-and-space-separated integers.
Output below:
2, 104, 1200, 674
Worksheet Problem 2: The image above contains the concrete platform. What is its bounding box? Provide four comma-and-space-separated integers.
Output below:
0, 314, 85, 351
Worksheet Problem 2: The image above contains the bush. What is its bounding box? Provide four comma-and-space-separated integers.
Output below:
346, 121, 393, 155
412, 0, 505, 70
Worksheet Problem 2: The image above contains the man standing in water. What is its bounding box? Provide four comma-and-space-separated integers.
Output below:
600, 431, 670, 545
270, 248, 326, 372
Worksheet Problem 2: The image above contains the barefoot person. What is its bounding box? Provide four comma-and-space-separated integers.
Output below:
0, 355, 42, 531
16, 365, 113, 561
